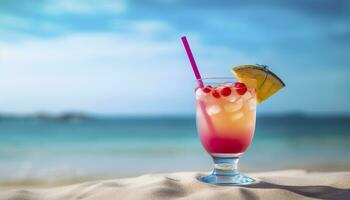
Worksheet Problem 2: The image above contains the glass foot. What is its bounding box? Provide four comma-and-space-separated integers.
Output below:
198, 155, 255, 185
199, 171, 255, 185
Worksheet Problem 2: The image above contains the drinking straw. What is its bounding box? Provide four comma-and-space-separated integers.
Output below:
181, 36, 204, 88
181, 36, 215, 132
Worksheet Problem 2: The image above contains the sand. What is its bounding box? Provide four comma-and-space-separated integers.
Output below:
0, 170, 349, 200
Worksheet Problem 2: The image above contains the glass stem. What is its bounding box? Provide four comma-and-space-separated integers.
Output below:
212, 156, 240, 176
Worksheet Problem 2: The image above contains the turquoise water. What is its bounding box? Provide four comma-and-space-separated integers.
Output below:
0, 115, 349, 183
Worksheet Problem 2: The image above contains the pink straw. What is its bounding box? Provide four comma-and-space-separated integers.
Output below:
181, 36, 215, 133
181, 36, 204, 88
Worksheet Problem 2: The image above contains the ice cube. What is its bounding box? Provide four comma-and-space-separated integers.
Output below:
206, 104, 221, 116
195, 88, 205, 100
224, 98, 243, 112
231, 112, 244, 121
226, 94, 237, 102
243, 92, 252, 100
248, 98, 256, 111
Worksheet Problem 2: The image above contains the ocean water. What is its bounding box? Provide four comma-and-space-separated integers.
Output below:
0, 115, 349, 184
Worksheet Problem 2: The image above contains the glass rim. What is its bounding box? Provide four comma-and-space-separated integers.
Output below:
197, 77, 236, 81
195, 77, 256, 89
196, 77, 237, 85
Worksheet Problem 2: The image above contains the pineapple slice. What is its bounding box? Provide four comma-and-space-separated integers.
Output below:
231, 65, 285, 103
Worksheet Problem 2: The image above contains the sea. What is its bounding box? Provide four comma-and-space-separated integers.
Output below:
0, 114, 349, 185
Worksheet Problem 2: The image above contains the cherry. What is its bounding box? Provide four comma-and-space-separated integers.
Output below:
220, 87, 232, 97
234, 82, 247, 95
202, 86, 212, 93
212, 89, 220, 98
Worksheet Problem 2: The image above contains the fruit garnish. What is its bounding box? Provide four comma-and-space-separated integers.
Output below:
212, 89, 220, 98
234, 82, 247, 95
202, 86, 212, 93
220, 87, 232, 96
231, 65, 285, 103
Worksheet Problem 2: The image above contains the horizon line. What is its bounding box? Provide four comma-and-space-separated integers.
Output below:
1, 111, 350, 118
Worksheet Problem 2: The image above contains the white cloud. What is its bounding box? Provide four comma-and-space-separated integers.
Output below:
1, 28, 346, 114
0, 15, 33, 30
0, 36, 177, 114
0, 31, 255, 114
130, 20, 172, 34
45, 0, 126, 14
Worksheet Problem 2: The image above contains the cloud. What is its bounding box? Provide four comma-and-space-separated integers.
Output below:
1, 0, 349, 49
0, 34, 199, 114
0, 0, 127, 39
0, 30, 260, 114
128, 0, 350, 18
44, 0, 126, 14
1, 30, 348, 114
0, 0, 349, 114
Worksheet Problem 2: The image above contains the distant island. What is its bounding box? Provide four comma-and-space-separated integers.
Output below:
32, 113, 91, 121
0, 113, 92, 122
0, 112, 349, 122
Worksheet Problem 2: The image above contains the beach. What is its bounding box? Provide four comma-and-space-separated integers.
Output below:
1, 170, 349, 200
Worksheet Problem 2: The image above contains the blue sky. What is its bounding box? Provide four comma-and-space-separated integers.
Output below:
0, 0, 349, 115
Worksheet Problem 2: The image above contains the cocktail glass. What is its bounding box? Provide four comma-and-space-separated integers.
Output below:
195, 77, 256, 185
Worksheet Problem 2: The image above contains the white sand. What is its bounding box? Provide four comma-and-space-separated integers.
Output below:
1, 170, 349, 200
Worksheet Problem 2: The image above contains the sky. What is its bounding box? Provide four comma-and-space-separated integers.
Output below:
0, 0, 349, 115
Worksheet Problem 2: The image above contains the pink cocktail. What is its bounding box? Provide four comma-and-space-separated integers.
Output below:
196, 79, 256, 155
195, 78, 257, 185
181, 35, 262, 185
